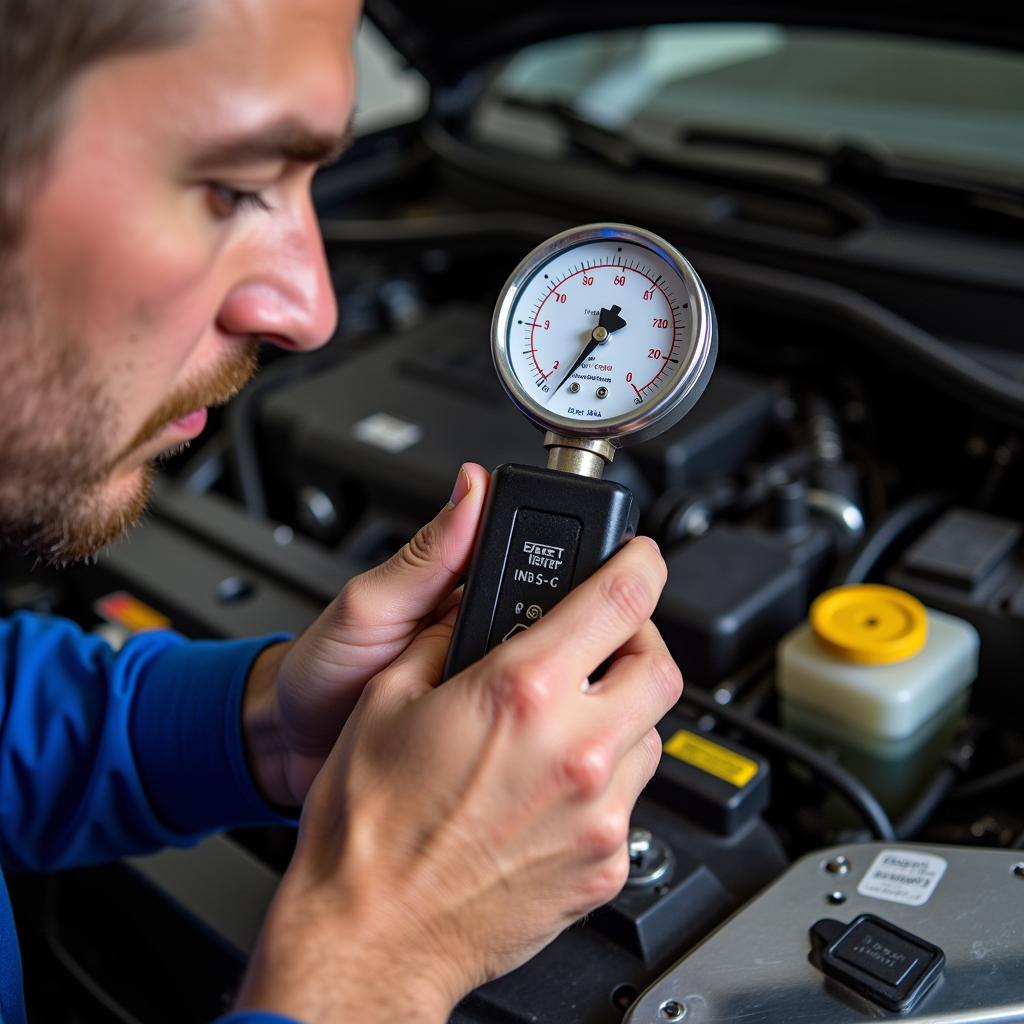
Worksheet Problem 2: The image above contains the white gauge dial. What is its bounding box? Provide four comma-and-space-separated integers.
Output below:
493, 224, 716, 445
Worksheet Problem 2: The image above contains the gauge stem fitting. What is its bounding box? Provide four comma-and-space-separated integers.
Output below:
544, 431, 616, 479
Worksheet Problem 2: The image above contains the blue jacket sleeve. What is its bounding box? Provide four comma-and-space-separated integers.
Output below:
0, 612, 293, 872
214, 1014, 303, 1024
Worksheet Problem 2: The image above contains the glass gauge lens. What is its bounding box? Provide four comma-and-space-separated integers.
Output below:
492, 224, 716, 445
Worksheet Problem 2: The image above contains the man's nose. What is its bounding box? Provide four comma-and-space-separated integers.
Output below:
216, 198, 338, 351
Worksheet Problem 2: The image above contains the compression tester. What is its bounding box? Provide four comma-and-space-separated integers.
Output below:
444, 223, 717, 678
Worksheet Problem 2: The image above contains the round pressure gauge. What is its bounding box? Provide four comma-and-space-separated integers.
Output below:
492, 223, 717, 447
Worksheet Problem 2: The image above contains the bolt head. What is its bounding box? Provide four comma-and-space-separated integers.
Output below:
827, 891, 847, 905
826, 855, 850, 875
659, 1000, 686, 1021
1013, 863, 1024, 879
628, 828, 653, 863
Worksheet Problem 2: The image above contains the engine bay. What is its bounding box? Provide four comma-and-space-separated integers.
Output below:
2, 96, 1023, 1023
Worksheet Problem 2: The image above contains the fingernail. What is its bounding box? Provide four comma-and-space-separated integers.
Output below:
635, 535, 660, 554
448, 465, 471, 508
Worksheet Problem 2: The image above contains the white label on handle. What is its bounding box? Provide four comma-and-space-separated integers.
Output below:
857, 849, 948, 907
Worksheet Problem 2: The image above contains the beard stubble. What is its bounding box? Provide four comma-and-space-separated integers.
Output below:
0, 258, 259, 563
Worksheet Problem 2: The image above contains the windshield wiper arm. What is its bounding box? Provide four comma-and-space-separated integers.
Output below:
680, 125, 1024, 215
497, 95, 641, 168
495, 95, 872, 227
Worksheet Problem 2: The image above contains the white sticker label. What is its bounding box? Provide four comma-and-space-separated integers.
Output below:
857, 849, 948, 907
352, 412, 423, 454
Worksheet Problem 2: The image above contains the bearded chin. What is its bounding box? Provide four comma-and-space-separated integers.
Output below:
0, 252, 259, 565
3, 463, 154, 566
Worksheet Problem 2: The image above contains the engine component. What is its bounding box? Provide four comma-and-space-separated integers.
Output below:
650, 714, 770, 836
625, 843, 1024, 1024
630, 366, 779, 493
777, 585, 979, 814
809, 912, 945, 1013
595, 820, 746, 966
585, 714, 781, 969
656, 517, 832, 684
886, 507, 1024, 711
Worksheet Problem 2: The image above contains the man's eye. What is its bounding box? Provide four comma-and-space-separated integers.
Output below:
207, 184, 273, 217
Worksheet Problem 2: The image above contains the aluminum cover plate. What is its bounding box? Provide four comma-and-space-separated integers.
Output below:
626, 842, 1024, 1024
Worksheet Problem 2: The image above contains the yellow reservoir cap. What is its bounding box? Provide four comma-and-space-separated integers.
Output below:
810, 584, 927, 665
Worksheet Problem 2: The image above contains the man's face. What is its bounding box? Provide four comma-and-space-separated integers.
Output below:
0, 0, 358, 561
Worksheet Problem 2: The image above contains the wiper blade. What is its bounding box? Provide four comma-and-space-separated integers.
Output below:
495, 95, 873, 229
499, 96, 1023, 219
498, 95, 640, 168
681, 125, 1024, 218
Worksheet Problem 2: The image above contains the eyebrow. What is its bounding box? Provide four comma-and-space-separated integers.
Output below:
192, 113, 356, 170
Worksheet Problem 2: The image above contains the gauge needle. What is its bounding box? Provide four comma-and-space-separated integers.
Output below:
548, 305, 627, 399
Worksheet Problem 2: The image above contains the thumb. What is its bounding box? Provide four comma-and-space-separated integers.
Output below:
349, 463, 489, 629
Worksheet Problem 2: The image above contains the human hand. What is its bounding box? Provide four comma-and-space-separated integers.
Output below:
234, 536, 681, 1023
242, 463, 490, 807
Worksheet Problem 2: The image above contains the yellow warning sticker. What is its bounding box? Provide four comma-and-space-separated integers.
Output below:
663, 730, 758, 788
94, 591, 171, 633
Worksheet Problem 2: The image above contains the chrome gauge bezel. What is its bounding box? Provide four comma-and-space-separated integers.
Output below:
491, 223, 717, 447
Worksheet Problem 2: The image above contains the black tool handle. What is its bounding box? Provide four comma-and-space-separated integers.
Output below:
443, 463, 639, 681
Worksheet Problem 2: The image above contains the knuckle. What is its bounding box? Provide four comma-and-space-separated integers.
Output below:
337, 572, 367, 609
583, 809, 630, 858
560, 742, 613, 800
602, 570, 654, 626
333, 573, 373, 625
641, 728, 664, 779
582, 853, 630, 908
359, 671, 392, 711
398, 519, 439, 570
495, 657, 554, 723
647, 651, 684, 704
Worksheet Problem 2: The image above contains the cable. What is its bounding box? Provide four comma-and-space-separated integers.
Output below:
831, 491, 950, 586
682, 686, 896, 842
893, 765, 958, 840
953, 758, 1024, 801
894, 727, 977, 838
840, 728, 975, 843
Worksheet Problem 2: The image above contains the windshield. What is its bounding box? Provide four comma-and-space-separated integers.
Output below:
476, 24, 1024, 183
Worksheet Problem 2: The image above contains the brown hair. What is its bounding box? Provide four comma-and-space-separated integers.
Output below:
0, 0, 197, 244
